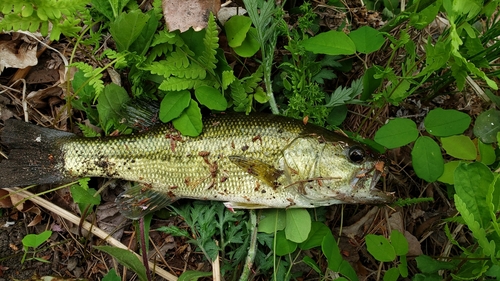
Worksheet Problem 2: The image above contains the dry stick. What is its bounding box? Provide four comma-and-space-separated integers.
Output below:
3, 187, 178, 281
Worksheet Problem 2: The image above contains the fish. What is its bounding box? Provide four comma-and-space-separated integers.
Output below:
0, 114, 394, 219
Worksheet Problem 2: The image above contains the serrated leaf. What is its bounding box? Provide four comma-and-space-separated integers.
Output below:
194, 86, 227, 111
284, 208, 311, 243
172, 99, 203, 137
325, 86, 353, 108
253, 87, 269, 103
454, 162, 493, 227
225, 15, 252, 48
366, 234, 396, 262
301, 30, 356, 55
94, 246, 147, 281
70, 185, 101, 206
109, 10, 150, 51
159, 90, 191, 123
156, 226, 190, 238
374, 118, 419, 149
474, 109, 500, 143
275, 230, 297, 256
437, 161, 460, 184
411, 136, 444, 182
441, 135, 477, 160
390, 230, 408, 256
424, 108, 471, 137
348, 26, 385, 54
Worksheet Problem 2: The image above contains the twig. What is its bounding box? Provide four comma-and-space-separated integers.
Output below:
139, 216, 153, 281
3, 187, 178, 281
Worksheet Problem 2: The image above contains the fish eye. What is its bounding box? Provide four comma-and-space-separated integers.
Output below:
348, 146, 365, 164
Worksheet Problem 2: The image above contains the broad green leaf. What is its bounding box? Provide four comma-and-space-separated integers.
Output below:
383, 267, 400, 281
109, 10, 150, 51
302, 256, 322, 274
348, 26, 385, 54
285, 208, 311, 243
399, 255, 409, 277
361, 66, 383, 100
411, 136, 444, 182
454, 162, 493, 227
390, 230, 408, 256
441, 135, 477, 160
275, 230, 297, 256
437, 161, 460, 184
424, 108, 471, 137
224, 15, 252, 48
374, 118, 419, 149
257, 209, 286, 233
415, 255, 456, 274
159, 90, 191, 123
454, 195, 494, 257
253, 87, 269, 103
94, 246, 147, 281
102, 268, 120, 281
70, 185, 101, 214
300, 222, 331, 250
172, 100, 203, 137
409, 0, 442, 29
194, 86, 227, 111
97, 83, 130, 130
474, 109, 500, 143
322, 233, 342, 270
178, 270, 212, 281
301, 31, 356, 55
22, 230, 52, 248
366, 234, 396, 262
326, 105, 348, 126
480, 138, 498, 164
487, 175, 500, 238
233, 27, 260, 57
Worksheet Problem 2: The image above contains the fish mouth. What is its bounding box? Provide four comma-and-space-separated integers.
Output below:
350, 161, 395, 204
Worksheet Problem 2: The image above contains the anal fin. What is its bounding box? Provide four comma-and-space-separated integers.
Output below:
228, 155, 283, 188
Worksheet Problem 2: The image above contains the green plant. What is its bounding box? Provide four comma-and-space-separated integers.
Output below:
21, 230, 52, 264
365, 230, 409, 281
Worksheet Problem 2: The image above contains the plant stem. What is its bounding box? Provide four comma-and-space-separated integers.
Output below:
139, 216, 152, 281
239, 210, 258, 281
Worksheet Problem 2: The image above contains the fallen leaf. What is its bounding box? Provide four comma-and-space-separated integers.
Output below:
0, 189, 13, 208
0, 33, 38, 74
163, 0, 221, 32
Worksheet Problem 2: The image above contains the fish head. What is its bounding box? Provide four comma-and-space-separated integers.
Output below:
282, 134, 395, 206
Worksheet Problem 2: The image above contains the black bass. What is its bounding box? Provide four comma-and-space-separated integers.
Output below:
0, 114, 394, 219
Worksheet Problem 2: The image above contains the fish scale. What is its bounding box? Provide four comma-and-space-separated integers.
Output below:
0, 114, 395, 219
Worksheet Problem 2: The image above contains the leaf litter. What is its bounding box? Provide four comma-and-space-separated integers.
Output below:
0, 0, 495, 280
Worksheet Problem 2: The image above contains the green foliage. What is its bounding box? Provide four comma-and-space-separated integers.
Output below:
366, 230, 409, 280
70, 178, 101, 213
21, 230, 52, 264
94, 246, 147, 281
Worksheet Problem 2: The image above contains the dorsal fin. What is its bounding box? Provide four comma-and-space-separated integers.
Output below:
228, 156, 283, 188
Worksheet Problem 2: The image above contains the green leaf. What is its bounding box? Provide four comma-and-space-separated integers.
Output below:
321, 233, 342, 270
102, 268, 120, 281
390, 230, 408, 256
258, 209, 286, 233
109, 10, 150, 51
366, 234, 396, 262
225, 15, 252, 48
411, 136, 444, 182
253, 87, 269, 103
441, 135, 477, 160
275, 230, 297, 256
22, 230, 52, 249
374, 118, 419, 149
94, 246, 147, 281
301, 31, 356, 55
437, 161, 461, 184
383, 267, 400, 281
415, 255, 456, 274
178, 270, 212, 281
478, 140, 495, 165
424, 108, 471, 137
194, 86, 227, 111
172, 99, 203, 137
97, 83, 130, 131
233, 27, 260, 57
70, 185, 101, 206
326, 105, 348, 126
300, 221, 332, 250
348, 26, 385, 54
156, 226, 190, 238
474, 109, 500, 143
361, 66, 383, 100
159, 90, 191, 123
454, 162, 493, 227
302, 256, 322, 274
285, 208, 311, 243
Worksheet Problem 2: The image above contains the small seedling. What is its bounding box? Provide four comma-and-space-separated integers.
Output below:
21, 230, 52, 264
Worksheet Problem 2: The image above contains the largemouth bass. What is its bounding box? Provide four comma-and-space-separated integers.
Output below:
0, 114, 394, 219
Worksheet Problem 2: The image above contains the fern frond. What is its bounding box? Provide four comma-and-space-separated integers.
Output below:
222, 70, 236, 90
242, 66, 263, 93
71, 62, 105, 96
159, 77, 205, 91
199, 13, 219, 71
174, 64, 206, 79
230, 80, 251, 113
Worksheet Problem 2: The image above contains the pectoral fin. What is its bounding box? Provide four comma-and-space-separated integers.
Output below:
116, 184, 176, 219
228, 155, 283, 188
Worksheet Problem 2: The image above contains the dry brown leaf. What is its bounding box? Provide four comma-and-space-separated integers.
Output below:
0, 189, 13, 208
163, 0, 221, 32
0, 33, 38, 74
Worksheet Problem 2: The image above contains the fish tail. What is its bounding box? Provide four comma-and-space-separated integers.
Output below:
0, 119, 75, 188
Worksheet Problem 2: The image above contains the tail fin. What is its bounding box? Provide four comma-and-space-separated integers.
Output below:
0, 120, 75, 188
